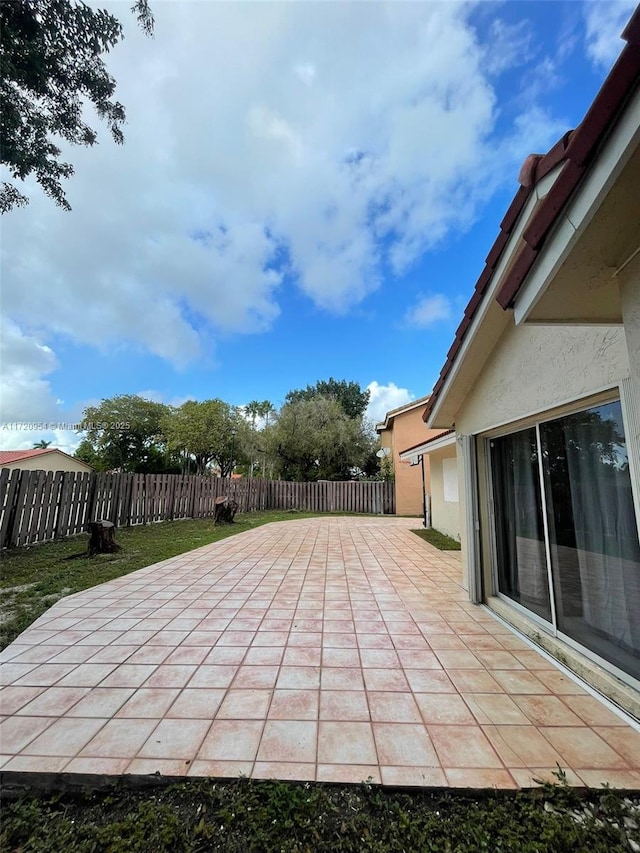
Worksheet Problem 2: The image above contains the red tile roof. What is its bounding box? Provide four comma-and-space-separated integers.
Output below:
0, 449, 54, 464
423, 4, 640, 424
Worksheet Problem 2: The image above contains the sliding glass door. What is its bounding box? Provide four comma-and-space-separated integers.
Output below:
491, 400, 640, 682
490, 429, 552, 622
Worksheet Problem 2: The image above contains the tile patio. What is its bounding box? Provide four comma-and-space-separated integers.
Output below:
1, 516, 639, 788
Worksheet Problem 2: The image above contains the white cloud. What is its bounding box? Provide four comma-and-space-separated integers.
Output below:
366, 381, 414, 425
583, 0, 635, 70
2, 2, 571, 367
0, 319, 61, 425
404, 294, 452, 329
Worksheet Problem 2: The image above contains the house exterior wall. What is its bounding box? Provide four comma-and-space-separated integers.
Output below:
382, 408, 442, 516
455, 324, 629, 436
1, 452, 92, 474
619, 254, 640, 419
453, 317, 639, 711
428, 445, 460, 541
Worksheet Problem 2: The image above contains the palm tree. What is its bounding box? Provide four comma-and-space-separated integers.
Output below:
33, 440, 52, 449
257, 401, 276, 477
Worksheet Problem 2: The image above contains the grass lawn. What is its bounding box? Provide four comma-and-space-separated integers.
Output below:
0, 510, 352, 650
2, 774, 639, 852
411, 527, 461, 551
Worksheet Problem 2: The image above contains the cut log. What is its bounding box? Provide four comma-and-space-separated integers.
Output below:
88, 520, 120, 555
214, 496, 239, 524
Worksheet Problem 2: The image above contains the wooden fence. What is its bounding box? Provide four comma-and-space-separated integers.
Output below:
0, 469, 395, 549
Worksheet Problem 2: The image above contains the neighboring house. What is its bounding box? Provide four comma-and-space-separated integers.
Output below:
375, 395, 443, 516
0, 449, 93, 474
399, 431, 460, 541
420, 9, 640, 714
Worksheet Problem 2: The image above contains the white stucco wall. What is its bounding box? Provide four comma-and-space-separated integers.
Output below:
429, 446, 461, 542
619, 254, 640, 411
455, 324, 629, 435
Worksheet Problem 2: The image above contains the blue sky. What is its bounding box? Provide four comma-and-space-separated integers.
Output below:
1, 0, 636, 451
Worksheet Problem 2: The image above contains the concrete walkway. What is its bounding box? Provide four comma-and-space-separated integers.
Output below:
1, 517, 639, 788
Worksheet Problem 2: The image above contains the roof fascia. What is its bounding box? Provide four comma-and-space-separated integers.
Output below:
513, 87, 640, 325
425, 163, 563, 428
399, 431, 456, 459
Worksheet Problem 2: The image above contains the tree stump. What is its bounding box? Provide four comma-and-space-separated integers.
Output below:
88, 520, 120, 555
214, 496, 239, 524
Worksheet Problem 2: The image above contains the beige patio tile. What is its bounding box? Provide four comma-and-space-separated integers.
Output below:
512, 695, 585, 727
187, 666, 238, 689
491, 670, 550, 694
277, 666, 321, 689
510, 766, 584, 788
3, 755, 70, 773
203, 647, 246, 665
198, 720, 264, 761
80, 718, 158, 757
0, 715, 55, 752
231, 666, 279, 689
67, 688, 136, 717
269, 689, 318, 720
419, 669, 478, 693
565, 696, 631, 727
482, 725, 565, 768
533, 669, 588, 695
258, 721, 317, 763
577, 768, 640, 788
319, 690, 370, 721
540, 726, 629, 769
317, 764, 381, 784
253, 762, 316, 781
217, 689, 273, 719
98, 665, 158, 688
363, 668, 410, 692
396, 649, 442, 669
318, 721, 377, 765
462, 693, 530, 725
321, 648, 360, 667
445, 768, 518, 788
428, 725, 503, 769
380, 766, 447, 786
373, 723, 439, 767
321, 667, 365, 690
415, 693, 476, 724
22, 717, 107, 756
187, 759, 253, 777
115, 688, 181, 718
434, 650, 483, 669
137, 719, 211, 759
591, 726, 640, 764
245, 647, 285, 665
0, 685, 49, 715
368, 692, 422, 723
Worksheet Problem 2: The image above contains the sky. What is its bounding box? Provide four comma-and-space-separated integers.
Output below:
1, 0, 637, 452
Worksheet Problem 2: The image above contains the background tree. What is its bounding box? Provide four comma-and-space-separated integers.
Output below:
163, 399, 247, 477
285, 378, 370, 420
1, 0, 153, 213
270, 397, 371, 481
32, 439, 51, 449
76, 394, 174, 473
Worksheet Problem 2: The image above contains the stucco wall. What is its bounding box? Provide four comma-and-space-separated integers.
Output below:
429, 445, 461, 541
386, 407, 442, 516
2, 453, 92, 474
455, 324, 629, 435
619, 254, 640, 417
